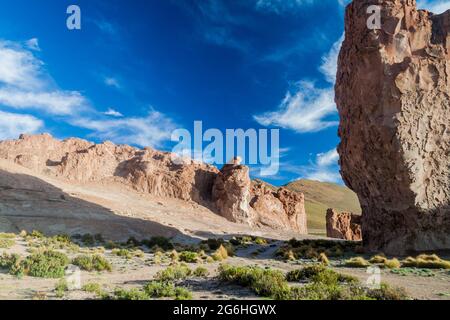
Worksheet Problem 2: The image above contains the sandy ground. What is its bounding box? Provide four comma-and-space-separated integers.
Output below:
0, 159, 449, 300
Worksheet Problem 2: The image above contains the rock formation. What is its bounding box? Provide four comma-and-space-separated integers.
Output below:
326, 209, 362, 241
336, 0, 450, 253
0, 134, 307, 234
212, 163, 308, 233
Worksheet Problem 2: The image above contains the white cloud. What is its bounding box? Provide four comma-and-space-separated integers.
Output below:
319, 34, 344, 84
0, 39, 176, 148
103, 108, 123, 117
0, 40, 87, 116
254, 33, 343, 133
0, 110, 43, 140
104, 77, 121, 89
25, 38, 40, 51
255, 0, 314, 13
254, 81, 337, 133
300, 147, 342, 183
71, 111, 176, 148
0, 88, 86, 116
417, 0, 450, 13
0, 42, 43, 90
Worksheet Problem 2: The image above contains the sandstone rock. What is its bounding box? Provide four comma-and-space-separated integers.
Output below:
336, 0, 450, 253
326, 208, 362, 241
0, 134, 307, 234
212, 163, 255, 225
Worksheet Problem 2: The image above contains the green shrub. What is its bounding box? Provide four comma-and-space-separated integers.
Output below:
344, 257, 370, 268
112, 248, 143, 259
0, 233, 15, 239
286, 265, 358, 285
218, 264, 291, 299
193, 266, 209, 277
114, 288, 150, 300
82, 282, 103, 295
155, 265, 192, 281
72, 254, 112, 272
254, 237, 267, 245
179, 251, 199, 263
24, 250, 69, 278
144, 281, 192, 300
0, 253, 25, 277
366, 283, 409, 300
0, 239, 15, 248
81, 234, 95, 246
202, 238, 224, 250
55, 279, 68, 298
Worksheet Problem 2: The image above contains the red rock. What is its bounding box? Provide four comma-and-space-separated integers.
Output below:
326, 208, 362, 241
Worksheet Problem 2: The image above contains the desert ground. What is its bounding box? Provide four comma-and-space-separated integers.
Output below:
0, 160, 449, 300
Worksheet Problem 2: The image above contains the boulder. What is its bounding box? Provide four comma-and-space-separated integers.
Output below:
326, 208, 362, 241
335, 0, 450, 253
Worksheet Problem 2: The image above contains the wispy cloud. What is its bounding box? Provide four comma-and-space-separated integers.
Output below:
254, 35, 343, 133
255, 0, 315, 14
72, 110, 176, 148
0, 110, 43, 140
103, 108, 123, 117
104, 76, 121, 89
417, 0, 450, 13
0, 39, 176, 148
294, 148, 342, 183
25, 38, 40, 51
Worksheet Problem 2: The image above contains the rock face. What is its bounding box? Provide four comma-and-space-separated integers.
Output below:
336, 0, 450, 253
326, 209, 362, 241
212, 163, 308, 233
0, 134, 307, 234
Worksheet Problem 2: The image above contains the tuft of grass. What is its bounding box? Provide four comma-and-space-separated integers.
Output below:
218, 264, 291, 299
401, 254, 450, 269
344, 257, 370, 268
369, 255, 387, 264
318, 252, 329, 266
114, 288, 150, 300
112, 248, 143, 259
0, 233, 16, 239
72, 254, 112, 272
193, 266, 209, 277
212, 245, 229, 261
155, 265, 192, 281
383, 258, 401, 269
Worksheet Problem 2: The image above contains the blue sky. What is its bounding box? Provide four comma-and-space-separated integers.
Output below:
0, 0, 448, 186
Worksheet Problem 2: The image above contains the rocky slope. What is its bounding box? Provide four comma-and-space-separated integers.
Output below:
0, 134, 307, 235
336, 0, 450, 253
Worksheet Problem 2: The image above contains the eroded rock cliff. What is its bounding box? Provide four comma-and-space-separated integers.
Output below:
336, 0, 450, 253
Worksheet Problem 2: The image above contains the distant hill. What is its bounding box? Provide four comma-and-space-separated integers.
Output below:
284, 180, 361, 235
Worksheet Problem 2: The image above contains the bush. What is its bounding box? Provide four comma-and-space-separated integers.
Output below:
82, 282, 103, 295
112, 248, 143, 259
179, 251, 199, 263
114, 288, 150, 300
218, 264, 291, 299
0, 239, 15, 249
141, 237, 173, 250
345, 257, 370, 268
0, 233, 15, 239
155, 265, 192, 281
55, 279, 68, 298
366, 283, 409, 300
81, 234, 95, 246
144, 281, 192, 300
193, 266, 209, 277
24, 250, 69, 278
72, 254, 112, 272
0, 253, 25, 277
286, 265, 358, 285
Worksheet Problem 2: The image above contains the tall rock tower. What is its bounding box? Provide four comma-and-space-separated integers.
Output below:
335, 0, 450, 253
